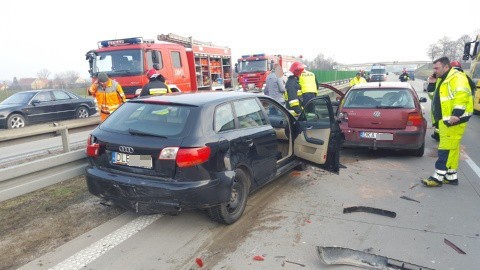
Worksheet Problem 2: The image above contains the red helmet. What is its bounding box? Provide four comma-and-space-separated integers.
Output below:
146, 69, 159, 79
289, 62, 305, 76
450, 61, 461, 68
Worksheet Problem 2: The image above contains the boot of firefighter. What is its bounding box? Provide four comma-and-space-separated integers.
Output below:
421, 169, 445, 187
443, 169, 459, 185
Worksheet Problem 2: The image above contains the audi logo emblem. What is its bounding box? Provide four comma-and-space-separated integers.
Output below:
373, 111, 381, 118
118, 146, 134, 154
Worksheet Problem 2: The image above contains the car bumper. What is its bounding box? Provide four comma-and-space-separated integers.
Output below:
341, 127, 425, 150
86, 167, 235, 214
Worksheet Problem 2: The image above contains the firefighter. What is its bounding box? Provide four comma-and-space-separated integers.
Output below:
450, 61, 476, 96
284, 62, 304, 116
299, 67, 319, 106
425, 73, 440, 141
349, 72, 367, 88
399, 69, 409, 82
88, 72, 126, 122
139, 69, 171, 97
421, 57, 473, 187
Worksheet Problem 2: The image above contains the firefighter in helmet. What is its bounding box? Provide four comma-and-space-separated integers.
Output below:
284, 62, 304, 116
88, 72, 126, 122
139, 69, 171, 97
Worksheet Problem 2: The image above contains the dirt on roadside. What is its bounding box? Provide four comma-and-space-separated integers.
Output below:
0, 176, 124, 270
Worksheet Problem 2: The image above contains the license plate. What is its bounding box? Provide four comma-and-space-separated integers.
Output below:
248, 83, 255, 89
112, 152, 152, 169
360, 132, 393, 140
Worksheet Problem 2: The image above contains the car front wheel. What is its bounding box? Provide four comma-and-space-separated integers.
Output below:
7, 114, 26, 129
207, 169, 250, 224
76, 106, 89, 119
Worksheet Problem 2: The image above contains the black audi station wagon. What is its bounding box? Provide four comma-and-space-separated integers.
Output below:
86, 92, 341, 224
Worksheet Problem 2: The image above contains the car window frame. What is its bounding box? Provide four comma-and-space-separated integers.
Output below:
213, 102, 237, 133
52, 90, 72, 101
232, 97, 268, 130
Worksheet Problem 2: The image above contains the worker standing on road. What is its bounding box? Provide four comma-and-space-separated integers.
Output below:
139, 69, 171, 97
264, 63, 286, 106
422, 57, 473, 187
399, 69, 409, 82
450, 61, 476, 96
88, 72, 126, 122
284, 62, 304, 116
349, 72, 367, 88
299, 67, 319, 106
426, 73, 440, 141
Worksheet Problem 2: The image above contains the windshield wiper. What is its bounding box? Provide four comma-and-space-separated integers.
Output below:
128, 128, 167, 138
375, 105, 405, 109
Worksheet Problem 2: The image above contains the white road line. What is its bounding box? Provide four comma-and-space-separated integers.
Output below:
464, 152, 480, 178
49, 214, 161, 270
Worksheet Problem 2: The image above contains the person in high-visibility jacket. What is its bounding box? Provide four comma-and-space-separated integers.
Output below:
299, 69, 319, 106
422, 57, 473, 187
349, 72, 367, 88
88, 72, 126, 122
139, 69, 172, 97
284, 62, 304, 116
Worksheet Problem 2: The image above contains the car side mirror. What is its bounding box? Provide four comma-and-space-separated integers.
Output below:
419, 97, 427, 103
31, 100, 40, 106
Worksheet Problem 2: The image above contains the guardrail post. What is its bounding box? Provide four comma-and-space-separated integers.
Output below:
61, 128, 70, 152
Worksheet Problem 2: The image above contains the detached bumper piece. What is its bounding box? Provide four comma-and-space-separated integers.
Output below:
317, 246, 435, 270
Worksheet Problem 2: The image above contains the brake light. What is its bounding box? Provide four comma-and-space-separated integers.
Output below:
159, 146, 211, 167
407, 113, 423, 126
86, 135, 100, 157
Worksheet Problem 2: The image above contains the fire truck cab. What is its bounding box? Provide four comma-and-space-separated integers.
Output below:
235, 54, 297, 91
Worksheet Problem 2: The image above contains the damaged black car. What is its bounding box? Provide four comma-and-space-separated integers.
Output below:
85, 92, 341, 224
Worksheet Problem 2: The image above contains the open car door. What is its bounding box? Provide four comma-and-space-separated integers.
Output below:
293, 96, 342, 173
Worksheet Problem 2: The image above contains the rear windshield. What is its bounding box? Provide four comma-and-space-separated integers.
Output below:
343, 89, 415, 109
100, 102, 192, 137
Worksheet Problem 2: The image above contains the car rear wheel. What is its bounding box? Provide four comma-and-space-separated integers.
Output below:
409, 142, 425, 157
76, 106, 89, 119
7, 114, 25, 129
207, 169, 249, 224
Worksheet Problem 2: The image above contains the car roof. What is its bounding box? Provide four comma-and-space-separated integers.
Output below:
18, 89, 68, 93
133, 91, 261, 106
351, 82, 412, 90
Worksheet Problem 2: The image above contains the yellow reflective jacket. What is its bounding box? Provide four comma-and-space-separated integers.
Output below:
299, 71, 318, 94
349, 76, 367, 86
89, 79, 126, 119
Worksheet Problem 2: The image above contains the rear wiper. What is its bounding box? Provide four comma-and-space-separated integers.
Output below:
128, 128, 167, 138
375, 105, 404, 109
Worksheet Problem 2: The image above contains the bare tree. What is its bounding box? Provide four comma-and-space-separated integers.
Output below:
427, 44, 442, 61
303, 54, 337, 70
64, 70, 80, 85
37, 68, 51, 80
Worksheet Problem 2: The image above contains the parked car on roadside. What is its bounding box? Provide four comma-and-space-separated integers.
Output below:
0, 89, 97, 129
86, 92, 342, 224
337, 82, 427, 156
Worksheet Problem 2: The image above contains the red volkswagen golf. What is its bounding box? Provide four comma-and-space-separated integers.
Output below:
337, 82, 427, 156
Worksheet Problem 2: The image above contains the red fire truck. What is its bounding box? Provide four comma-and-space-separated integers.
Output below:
235, 54, 298, 91
86, 34, 232, 98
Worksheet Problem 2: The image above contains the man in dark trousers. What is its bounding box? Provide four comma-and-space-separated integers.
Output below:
284, 62, 304, 116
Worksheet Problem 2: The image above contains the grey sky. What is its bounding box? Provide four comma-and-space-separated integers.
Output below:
1, 0, 479, 81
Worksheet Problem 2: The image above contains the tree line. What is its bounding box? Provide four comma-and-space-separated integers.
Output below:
426, 29, 479, 64
6, 69, 87, 91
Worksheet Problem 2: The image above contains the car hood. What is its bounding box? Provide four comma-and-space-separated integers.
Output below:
0, 104, 22, 111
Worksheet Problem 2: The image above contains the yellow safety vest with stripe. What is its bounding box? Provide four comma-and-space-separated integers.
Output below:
89, 79, 126, 114
436, 68, 473, 149
149, 86, 171, 95
349, 76, 367, 86
299, 71, 318, 94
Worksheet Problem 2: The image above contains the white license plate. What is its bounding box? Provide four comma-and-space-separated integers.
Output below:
112, 152, 152, 169
360, 132, 393, 140
248, 83, 255, 89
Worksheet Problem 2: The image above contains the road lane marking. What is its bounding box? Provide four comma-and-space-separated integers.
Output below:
464, 152, 480, 179
49, 214, 161, 270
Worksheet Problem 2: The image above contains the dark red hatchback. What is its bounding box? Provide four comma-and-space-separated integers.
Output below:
337, 82, 427, 156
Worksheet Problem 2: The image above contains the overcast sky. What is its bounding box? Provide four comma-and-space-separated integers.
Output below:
1, 0, 479, 81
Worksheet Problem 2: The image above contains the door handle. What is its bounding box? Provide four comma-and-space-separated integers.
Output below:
244, 139, 254, 147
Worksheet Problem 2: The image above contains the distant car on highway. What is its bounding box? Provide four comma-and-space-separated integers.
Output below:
85, 92, 342, 224
0, 89, 97, 129
337, 82, 427, 156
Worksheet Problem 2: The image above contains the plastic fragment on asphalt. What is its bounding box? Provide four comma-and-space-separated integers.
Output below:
343, 206, 396, 218
284, 260, 306, 267
195, 257, 204, 267
409, 183, 419, 189
291, 171, 301, 176
253, 255, 265, 261
444, 238, 466, 254
400, 196, 421, 203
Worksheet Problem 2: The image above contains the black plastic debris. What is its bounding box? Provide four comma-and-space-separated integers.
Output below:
343, 206, 396, 218
444, 238, 466, 255
400, 196, 421, 203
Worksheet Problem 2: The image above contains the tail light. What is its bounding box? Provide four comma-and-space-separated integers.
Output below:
407, 113, 423, 126
159, 146, 211, 168
86, 135, 100, 157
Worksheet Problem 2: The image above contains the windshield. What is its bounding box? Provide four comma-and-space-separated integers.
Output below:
370, 68, 386, 75
343, 89, 415, 109
101, 102, 192, 137
1, 92, 35, 105
238, 60, 268, 73
94, 49, 143, 76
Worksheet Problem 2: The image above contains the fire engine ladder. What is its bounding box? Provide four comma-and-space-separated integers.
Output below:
157, 33, 227, 49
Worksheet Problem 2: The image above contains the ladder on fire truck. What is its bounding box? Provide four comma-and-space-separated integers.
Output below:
157, 33, 229, 49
